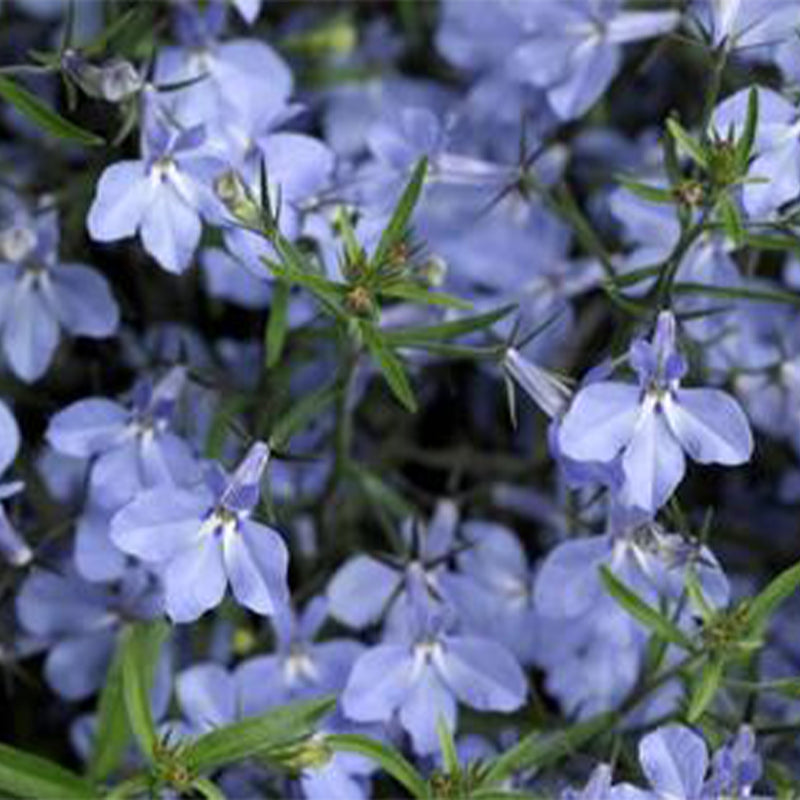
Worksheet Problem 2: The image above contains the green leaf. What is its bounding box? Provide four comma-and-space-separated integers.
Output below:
616, 176, 675, 204
0, 742, 97, 800
269, 380, 340, 451
349, 463, 417, 521
736, 87, 759, 170
264, 260, 349, 322
265, 280, 291, 369
378, 282, 472, 310
718, 194, 745, 246
600, 566, 693, 650
482, 712, 616, 787
89, 638, 131, 781
191, 777, 227, 800
120, 620, 170, 763
743, 232, 800, 253
360, 322, 417, 412
0, 76, 104, 146
436, 716, 459, 777
747, 559, 800, 635
335, 206, 364, 268
687, 657, 725, 722
383, 304, 516, 348
685, 568, 714, 623
326, 734, 428, 799
667, 118, 709, 170
673, 281, 800, 309
370, 157, 428, 269
184, 696, 336, 773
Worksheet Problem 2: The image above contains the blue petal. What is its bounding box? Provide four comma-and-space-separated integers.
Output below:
341, 644, 414, 722
665, 389, 753, 465
620, 401, 686, 513
327, 556, 403, 629
87, 160, 150, 241
4, 279, 60, 382
46, 398, 127, 458
110, 487, 208, 563
45, 264, 120, 337
224, 520, 289, 616
437, 636, 527, 712
638, 725, 708, 798
164, 533, 227, 623
559, 382, 640, 463
177, 663, 237, 731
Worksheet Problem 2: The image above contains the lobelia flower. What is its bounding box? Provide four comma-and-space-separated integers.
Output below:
0, 205, 119, 382
505, 0, 679, 120
702, 727, 762, 799
87, 112, 226, 274
609, 724, 764, 799
46, 366, 199, 513
695, 0, 800, 52
235, 596, 364, 709
16, 565, 162, 700
156, 0, 292, 135
558, 310, 753, 513
110, 441, 290, 623
439, 520, 539, 665
327, 499, 460, 630
341, 577, 527, 755
532, 503, 728, 718
610, 725, 710, 799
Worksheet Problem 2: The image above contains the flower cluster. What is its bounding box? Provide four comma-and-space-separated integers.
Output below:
1, 0, 800, 798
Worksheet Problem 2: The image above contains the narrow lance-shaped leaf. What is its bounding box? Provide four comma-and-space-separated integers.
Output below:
360, 322, 418, 412
687, 657, 725, 723
383, 303, 516, 347
667, 118, 709, 170
747, 559, 800, 635
600, 566, 694, 650
120, 620, 170, 763
718, 194, 745, 246
326, 734, 428, 800
269, 380, 340, 451
378, 282, 472, 310
370, 157, 428, 270
482, 712, 617, 787
615, 175, 675, 205
735, 87, 759, 170
436, 715, 460, 777
89, 636, 131, 781
0, 76, 104, 146
0, 742, 97, 800
265, 281, 291, 369
184, 695, 336, 773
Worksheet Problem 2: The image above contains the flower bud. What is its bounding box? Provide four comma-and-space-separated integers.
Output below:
61, 50, 143, 103
214, 170, 263, 230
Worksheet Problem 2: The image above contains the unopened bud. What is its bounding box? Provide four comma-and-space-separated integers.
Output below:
504, 348, 572, 419
214, 170, 263, 230
417, 255, 447, 288
62, 50, 143, 103
346, 285, 375, 317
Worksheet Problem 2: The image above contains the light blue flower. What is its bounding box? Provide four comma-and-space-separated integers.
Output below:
110, 441, 290, 623
559, 311, 753, 512
87, 114, 226, 274
0, 206, 119, 382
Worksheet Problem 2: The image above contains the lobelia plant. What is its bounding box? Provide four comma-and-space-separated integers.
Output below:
3, 0, 800, 799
